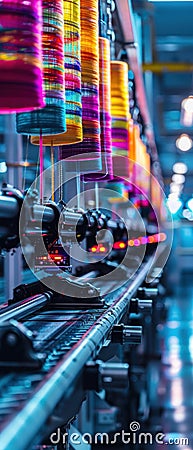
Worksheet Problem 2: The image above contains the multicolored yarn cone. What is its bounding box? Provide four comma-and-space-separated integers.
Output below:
84, 37, 113, 181
59, 0, 101, 173
0, 0, 44, 113
16, 0, 66, 136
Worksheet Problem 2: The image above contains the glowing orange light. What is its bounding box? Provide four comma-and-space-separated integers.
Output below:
91, 246, 97, 253
99, 246, 106, 252
128, 240, 134, 247
113, 241, 126, 250
148, 236, 155, 243
119, 242, 126, 249
53, 256, 62, 260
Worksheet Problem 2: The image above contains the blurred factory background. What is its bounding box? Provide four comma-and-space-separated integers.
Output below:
133, 1, 193, 205
132, 0, 193, 279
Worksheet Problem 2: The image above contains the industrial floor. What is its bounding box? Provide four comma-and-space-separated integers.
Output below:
151, 270, 193, 449
89, 269, 193, 450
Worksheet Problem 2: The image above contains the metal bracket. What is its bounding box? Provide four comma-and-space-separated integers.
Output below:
0, 320, 46, 369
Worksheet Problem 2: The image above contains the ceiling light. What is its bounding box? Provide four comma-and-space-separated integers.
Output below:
182, 96, 193, 113
173, 162, 188, 174
172, 174, 185, 184
167, 197, 182, 215
181, 110, 193, 127
183, 209, 192, 219
181, 96, 193, 126
168, 192, 179, 198
170, 183, 183, 193
187, 197, 193, 212
176, 134, 192, 151
0, 162, 7, 173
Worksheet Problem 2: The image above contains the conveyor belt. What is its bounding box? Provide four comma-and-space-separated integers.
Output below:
0, 258, 153, 450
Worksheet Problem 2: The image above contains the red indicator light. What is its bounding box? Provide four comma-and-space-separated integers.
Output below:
50, 255, 63, 261
113, 241, 126, 250
91, 246, 97, 253
99, 246, 106, 253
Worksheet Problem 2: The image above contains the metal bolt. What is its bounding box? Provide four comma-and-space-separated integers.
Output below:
6, 332, 18, 347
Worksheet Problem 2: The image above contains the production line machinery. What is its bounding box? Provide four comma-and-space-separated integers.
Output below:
0, 183, 167, 450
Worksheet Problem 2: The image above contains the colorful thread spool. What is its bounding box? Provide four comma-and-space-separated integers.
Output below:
16, 0, 66, 136
0, 0, 44, 113
31, 0, 82, 146
138, 140, 150, 198
129, 118, 136, 188
131, 124, 151, 200
131, 124, 140, 195
111, 61, 130, 155
151, 175, 162, 218
59, 0, 101, 172
84, 37, 113, 181
111, 61, 130, 180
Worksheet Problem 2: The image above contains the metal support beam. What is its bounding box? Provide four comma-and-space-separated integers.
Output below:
141, 13, 154, 126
